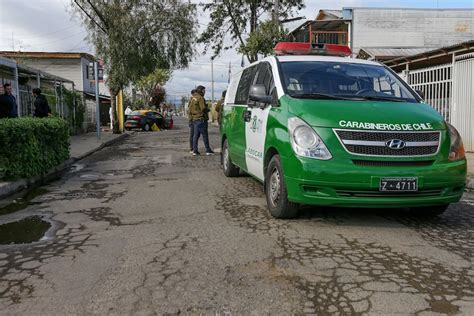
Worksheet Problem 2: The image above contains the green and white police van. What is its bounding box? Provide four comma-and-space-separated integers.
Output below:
220, 42, 466, 219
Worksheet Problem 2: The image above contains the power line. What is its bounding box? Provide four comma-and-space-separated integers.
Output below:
13, 30, 87, 49
0, 25, 79, 40
73, 0, 107, 33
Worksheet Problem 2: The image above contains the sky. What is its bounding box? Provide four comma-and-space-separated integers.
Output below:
0, 0, 473, 104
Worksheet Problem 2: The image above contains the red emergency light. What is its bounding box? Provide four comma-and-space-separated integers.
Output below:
274, 42, 352, 57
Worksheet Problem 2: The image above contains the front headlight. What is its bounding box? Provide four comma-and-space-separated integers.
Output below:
288, 117, 332, 160
447, 122, 465, 161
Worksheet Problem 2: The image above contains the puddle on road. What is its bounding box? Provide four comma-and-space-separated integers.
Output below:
0, 215, 51, 244
0, 187, 48, 216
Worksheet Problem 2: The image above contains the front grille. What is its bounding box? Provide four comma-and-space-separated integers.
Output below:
346, 145, 438, 156
352, 160, 435, 167
335, 129, 441, 157
336, 131, 440, 142
335, 189, 443, 198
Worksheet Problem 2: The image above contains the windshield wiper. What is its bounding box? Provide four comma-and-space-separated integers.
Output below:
291, 93, 354, 100
353, 95, 406, 102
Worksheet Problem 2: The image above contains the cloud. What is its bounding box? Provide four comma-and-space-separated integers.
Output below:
0, 0, 90, 53
2, 0, 471, 103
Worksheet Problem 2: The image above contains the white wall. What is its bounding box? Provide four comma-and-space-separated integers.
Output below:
351, 8, 474, 54
17, 58, 84, 91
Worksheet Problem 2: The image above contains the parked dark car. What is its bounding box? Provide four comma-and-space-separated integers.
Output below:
125, 110, 173, 131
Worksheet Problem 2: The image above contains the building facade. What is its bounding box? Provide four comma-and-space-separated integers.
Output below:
289, 8, 474, 58
0, 51, 111, 130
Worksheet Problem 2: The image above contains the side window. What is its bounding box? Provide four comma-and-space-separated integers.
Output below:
373, 76, 401, 97
255, 62, 274, 95
235, 65, 258, 104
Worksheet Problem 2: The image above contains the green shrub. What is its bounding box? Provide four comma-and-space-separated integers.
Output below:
0, 117, 70, 180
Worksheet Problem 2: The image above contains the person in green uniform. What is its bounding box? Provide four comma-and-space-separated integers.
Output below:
190, 85, 214, 156
187, 89, 196, 153
215, 90, 226, 126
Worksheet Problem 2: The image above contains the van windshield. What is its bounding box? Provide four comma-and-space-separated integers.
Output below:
280, 61, 418, 103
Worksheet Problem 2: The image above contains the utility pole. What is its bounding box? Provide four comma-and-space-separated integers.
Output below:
273, 0, 280, 25
211, 57, 214, 102
94, 61, 101, 140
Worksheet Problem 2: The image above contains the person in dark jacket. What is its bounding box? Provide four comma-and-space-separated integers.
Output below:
32, 88, 51, 118
3, 83, 18, 117
0, 84, 11, 118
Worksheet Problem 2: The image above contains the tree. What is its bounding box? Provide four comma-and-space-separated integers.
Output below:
239, 20, 288, 58
198, 0, 304, 63
72, 0, 196, 133
134, 68, 172, 107
150, 86, 166, 109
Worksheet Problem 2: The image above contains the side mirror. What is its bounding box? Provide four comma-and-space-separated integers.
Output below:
415, 89, 425, 100
249, 84, 272, 106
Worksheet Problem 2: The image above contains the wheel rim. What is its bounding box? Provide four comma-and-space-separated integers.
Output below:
269, 167, 281, 207
223, 143, 229, 171
145, 124, 150, 131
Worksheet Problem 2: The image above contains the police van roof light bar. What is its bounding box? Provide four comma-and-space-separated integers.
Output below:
274, 42, 352, 57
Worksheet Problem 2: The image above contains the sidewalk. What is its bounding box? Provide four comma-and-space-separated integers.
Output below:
70, 130, 129, 160
0, 131, 130, 199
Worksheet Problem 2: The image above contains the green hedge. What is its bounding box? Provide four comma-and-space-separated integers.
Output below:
0, 117, 70, 180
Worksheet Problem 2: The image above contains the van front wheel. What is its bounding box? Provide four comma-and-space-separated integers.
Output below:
265, 155, 298, 219
222, 139, 239, 177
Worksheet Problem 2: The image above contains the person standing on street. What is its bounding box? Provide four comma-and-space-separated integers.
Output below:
3, 83, 18, 117
188, 89, 196, 153
190, 85, 214, 156
32, 88, 51, 118
0, 85, 11, 119
109, 106, 113, 129
215, 90, 226, 126
125, 105, 132, 117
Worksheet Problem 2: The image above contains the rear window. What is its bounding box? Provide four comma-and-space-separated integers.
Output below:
130, 111, 142, 116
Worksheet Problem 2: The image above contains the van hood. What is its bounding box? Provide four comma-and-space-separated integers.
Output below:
286, 96, 446, 131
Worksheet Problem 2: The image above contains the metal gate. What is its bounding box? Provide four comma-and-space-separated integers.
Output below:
401, 53, 474, 151
405, 63, 452, 121
451, 53, 474, 152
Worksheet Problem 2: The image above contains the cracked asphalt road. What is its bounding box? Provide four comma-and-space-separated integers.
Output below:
1, 117, 473, 315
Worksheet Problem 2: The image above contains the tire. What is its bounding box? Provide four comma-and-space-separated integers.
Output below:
143, 123, 151, 132
410, 204, 449, 217
265, 155, 299, 219
222, 139, 239, 177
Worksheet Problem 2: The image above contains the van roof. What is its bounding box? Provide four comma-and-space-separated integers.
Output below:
275, 55, 382, 66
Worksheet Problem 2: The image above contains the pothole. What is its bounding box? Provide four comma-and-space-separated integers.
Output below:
0, 187, 48, 216
0, 216, 51, 244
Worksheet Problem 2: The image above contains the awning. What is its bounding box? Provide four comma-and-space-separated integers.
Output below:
84, 92, 111, 103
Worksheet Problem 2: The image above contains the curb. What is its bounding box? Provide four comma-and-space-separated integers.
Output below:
0, 133, 131, 199
467, 177, 474, 192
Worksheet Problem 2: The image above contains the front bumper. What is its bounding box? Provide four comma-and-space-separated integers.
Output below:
284, 156, 466, 208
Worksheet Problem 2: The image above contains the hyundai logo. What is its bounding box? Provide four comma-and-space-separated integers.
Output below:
386, 139, 406, 149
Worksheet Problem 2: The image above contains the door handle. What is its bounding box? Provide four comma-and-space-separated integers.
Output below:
243, 110, 252, 122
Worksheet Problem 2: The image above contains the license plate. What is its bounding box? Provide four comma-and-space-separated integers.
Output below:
380, 177, 418, 192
